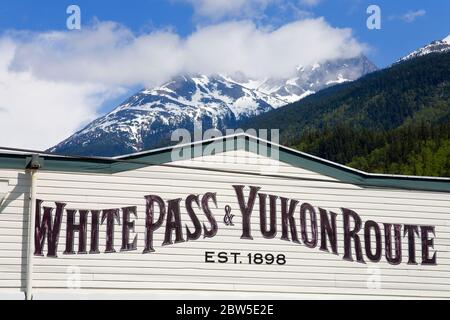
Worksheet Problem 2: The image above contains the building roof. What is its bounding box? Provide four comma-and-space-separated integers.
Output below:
0, 133, 449, 192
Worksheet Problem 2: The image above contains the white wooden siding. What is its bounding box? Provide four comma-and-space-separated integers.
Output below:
0, 150, 449, 299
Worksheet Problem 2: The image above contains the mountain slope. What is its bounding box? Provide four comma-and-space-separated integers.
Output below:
397, 34, 450, 63
244, 51, 450, 176
232, 56, 377, 104
50, 56, 376, 156
51, 75, 282, 156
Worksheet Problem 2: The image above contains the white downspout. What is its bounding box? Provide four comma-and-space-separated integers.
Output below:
26, 156, 40, 300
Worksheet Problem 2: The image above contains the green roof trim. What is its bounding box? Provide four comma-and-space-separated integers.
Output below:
0, 134, 449, 193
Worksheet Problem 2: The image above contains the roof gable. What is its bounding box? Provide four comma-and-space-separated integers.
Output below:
0, 134, 449, 192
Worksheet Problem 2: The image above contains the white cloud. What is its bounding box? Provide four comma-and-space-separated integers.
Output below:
179, 0, 275, 20
401, 10, 426, 23
9, 22, 184, 88
0, 38, 124, 150
178, 0, 321, 20
299, 0, 321, 7
183, 19, 365, 78
1, 18, 365, 150
10, 19, 365, 85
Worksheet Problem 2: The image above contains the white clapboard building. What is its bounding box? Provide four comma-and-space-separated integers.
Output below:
0, 134, 449, 300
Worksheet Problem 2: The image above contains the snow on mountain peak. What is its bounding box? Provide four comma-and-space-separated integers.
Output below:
443, 35, 450, 44
397, 36, 450, 63
50, 55, 377, 156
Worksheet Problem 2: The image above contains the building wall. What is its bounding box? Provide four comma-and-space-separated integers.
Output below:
0, 150, 449, 299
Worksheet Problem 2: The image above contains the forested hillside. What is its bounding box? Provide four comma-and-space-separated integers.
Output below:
243, 52, 450, 176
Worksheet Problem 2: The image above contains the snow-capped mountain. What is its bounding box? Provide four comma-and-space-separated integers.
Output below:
235, 56, 378, 104
397, 35, 450, 63
50, 55, 377, 156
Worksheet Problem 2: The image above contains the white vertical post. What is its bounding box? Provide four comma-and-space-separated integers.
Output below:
26, 169, 38, 300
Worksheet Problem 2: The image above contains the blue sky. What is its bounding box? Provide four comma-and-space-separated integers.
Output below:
0, 0, 448, 67
0, 0, 448, 149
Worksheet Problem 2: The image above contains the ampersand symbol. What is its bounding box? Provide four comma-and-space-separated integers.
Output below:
223, 205, 235, 226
